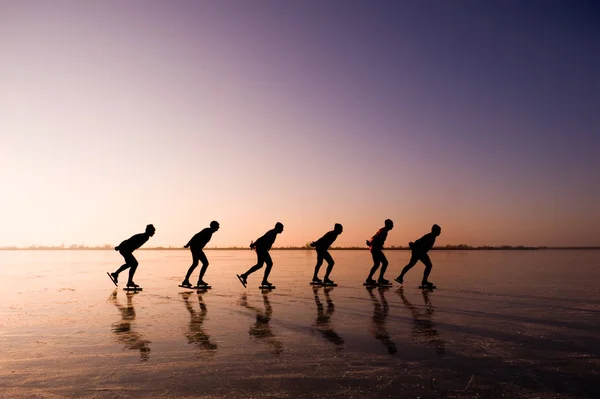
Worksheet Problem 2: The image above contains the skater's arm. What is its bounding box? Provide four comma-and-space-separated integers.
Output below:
127, 233, 150, 251
185, 230, 205, 248
422, 233, 436, 251
369, 229, 384, 249
252, 229, 278, 251
325, 231, 338, 247
316, 231, 336, 249
251, 236, 263, 249
312, 234, 326, 248
252, 230, 273, 250
413, 233, 435, 252
195, 228, 213, 248
264, 230, 278, 248
184, 235, 195, 248
115, 238, 129, 252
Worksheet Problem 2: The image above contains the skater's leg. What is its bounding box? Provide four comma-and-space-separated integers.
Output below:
114, 264, 130, 275
127, 264, 138, 285
398, 252, 420, 281
262, 252, 273, 284
197, 250, 209, 283
244, 251, 266, 277
322, 250, 335, 281
420, 254, 433, 284
313, 250, 324, 280
367, 250, 382, 281
243, 262, 263, 276
125, 254, 139, 286
378, 252, 389, 282
183, 249, 199, 283
115, 250, 134, 275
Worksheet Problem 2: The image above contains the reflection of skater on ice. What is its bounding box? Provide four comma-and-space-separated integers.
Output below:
238, 292, 283, 355
180, 291, 217, 351
367, 286, 397, 354
312, 285, 344, 348
110, 290, 151, 361
397, 287, 445, 356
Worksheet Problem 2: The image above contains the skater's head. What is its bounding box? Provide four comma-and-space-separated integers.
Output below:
384, 219, 394, 230
210, 221, 220, 231
432, 224, 441, 236
275, 222, 284, 233
145, 224, 156, 236
334, 223, 343, 234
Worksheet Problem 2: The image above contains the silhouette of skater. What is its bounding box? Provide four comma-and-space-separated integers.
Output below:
181, 221, 220, 288
312, 285, 344, 348
110, 290, 151, 361
310, 223, 343, 285
366, 286, 397, 354
397, 287, 445, 356
237, 222, 284, 288
180, 291, 217, 352
395, 224, 441, 288
108, 224, 155, 289
365, 219, 394, 285
239, 292, 283, 355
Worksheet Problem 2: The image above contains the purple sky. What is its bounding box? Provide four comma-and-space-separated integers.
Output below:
1, 1, 598, 247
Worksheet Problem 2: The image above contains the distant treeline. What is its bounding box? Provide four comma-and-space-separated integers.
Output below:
1, 244, 599, 250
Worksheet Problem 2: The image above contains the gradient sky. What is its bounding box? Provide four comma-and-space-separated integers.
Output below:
1, 1, 599, 247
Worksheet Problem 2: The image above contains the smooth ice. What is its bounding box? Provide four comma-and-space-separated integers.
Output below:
0, 250, 599, 398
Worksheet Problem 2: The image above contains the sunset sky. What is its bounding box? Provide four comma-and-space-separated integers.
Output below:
1, 1, 598, 248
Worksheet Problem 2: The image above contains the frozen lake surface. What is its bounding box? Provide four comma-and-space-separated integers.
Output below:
1, 249, 599, 398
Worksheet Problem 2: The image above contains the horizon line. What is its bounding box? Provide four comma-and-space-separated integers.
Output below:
1, 245, 599, 251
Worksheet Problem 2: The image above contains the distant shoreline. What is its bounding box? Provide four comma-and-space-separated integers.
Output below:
1, 246, 599, 251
